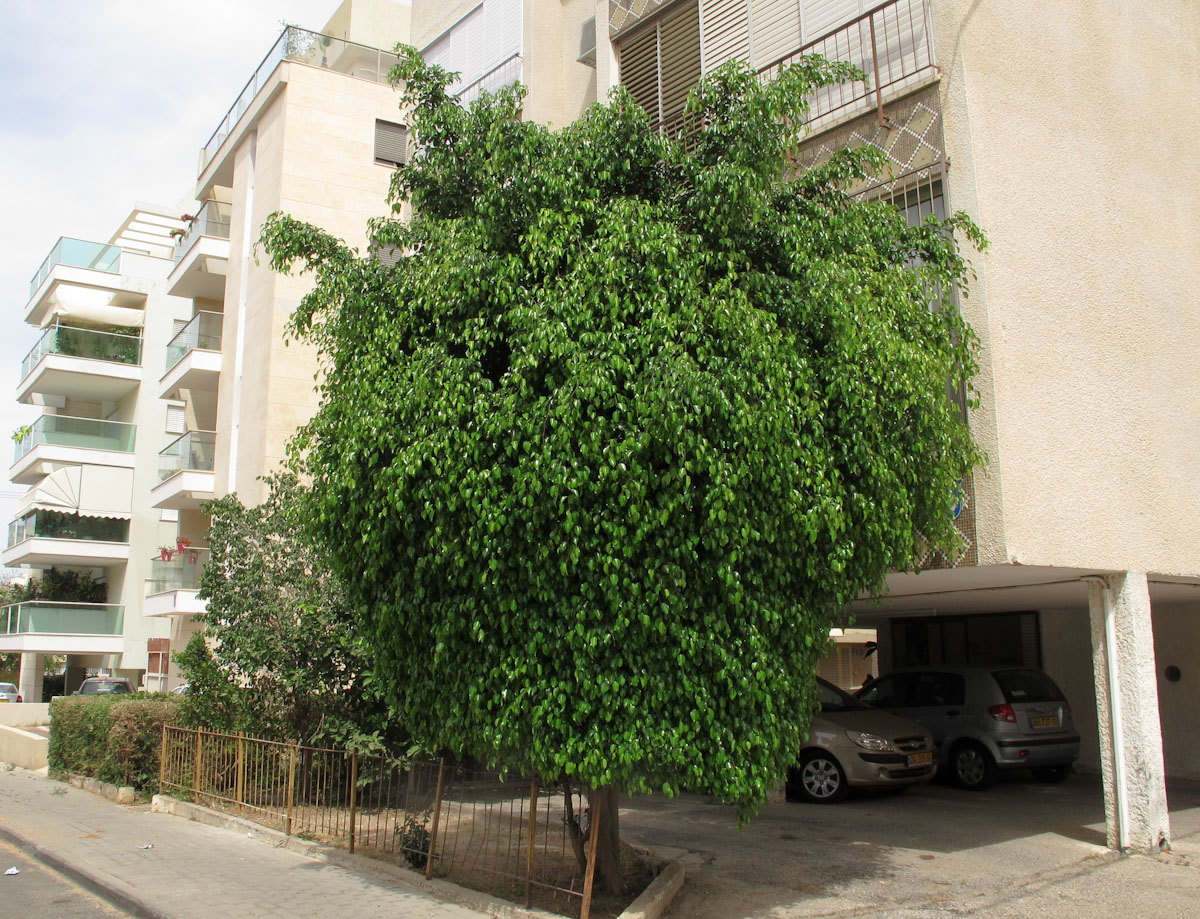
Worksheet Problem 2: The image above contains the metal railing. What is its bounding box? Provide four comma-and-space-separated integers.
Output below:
21, 325, 143, 379
200, 27, 401, 173
30, 238, 122, 298
165, 312, 224, 372
758, 0, 936, 127
174, 200, 232, 263
7, 511, 130, 547
455, 52, 523, 105
158, 431, 217, 482
2, 601, 124, 637
147, 547, 210, 593
160, 728, 615, 918
13, 415, 136, 462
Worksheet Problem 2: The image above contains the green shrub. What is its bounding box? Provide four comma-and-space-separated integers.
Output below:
49, 695, 179, 792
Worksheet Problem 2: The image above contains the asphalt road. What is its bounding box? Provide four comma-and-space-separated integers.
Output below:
0, 837, 129, 919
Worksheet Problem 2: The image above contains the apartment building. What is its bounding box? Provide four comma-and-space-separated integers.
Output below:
410, 0, 1200, 853
2, 0, 412, 699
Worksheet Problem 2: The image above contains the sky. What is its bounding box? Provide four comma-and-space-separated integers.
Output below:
0, 1, 410, 539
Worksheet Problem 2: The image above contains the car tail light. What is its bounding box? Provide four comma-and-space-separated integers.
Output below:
16, 694, 22, 703
988, 703, 1017, 723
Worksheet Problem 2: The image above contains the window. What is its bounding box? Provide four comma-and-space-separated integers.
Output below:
374, 120, 408, 168
165, 403, 186, 435
147, 638, 170, 676
618, 1, 701, 133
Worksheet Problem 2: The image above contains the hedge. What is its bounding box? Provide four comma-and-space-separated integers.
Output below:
48, 695, 180, 792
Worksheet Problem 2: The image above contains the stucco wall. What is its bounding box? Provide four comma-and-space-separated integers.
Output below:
1150, 602, 1200, 781
936, 0, 1200, 576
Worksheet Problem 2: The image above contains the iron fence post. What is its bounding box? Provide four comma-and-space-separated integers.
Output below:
348, 751, 358, 854
236, 733, 246, 814
194, 727, 204, 804
286, 741, 298, 836
425, 757, 446, 880
158, 724, 168, 793
525, 777, 539, 908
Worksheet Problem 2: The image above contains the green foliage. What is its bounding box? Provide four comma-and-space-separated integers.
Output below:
259, 51, 984, 812
180, 473, 399, 751
48, 695, 179, 792
395, 813, 431, 869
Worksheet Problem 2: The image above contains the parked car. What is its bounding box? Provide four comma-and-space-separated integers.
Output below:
74, 677, 134, 696
0, 682, 22, 703
854, 666, 1080, 790
786, 677, 936, 804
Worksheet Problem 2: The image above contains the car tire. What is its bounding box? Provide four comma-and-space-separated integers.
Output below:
1031, 764, 1072, 784
951, 741, 996, 790
786, 752, 848, 804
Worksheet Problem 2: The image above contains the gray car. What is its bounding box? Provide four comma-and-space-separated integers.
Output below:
855, 666, 1080, 790
786, 677, 936, 804
0, 681, 21, 703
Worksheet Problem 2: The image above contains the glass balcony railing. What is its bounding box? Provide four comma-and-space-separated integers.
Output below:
2, 601, 124, 637
7, 510, 130, 547
30, 238, 123, 298
147, 547, 210, 593
13, 415, 136, 463
158, 431, 217, 482
21, 325, 143, 379
173, 199, 232, 263
201, 26, 400, 171
165, 312, 224, 372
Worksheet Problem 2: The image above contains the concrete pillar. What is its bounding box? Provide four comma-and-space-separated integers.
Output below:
17, 653, 43, 703
594, 0, 619, 98
1086, 572, 1170, 853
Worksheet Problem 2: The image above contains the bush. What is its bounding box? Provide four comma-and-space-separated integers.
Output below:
49, 695, 180, 792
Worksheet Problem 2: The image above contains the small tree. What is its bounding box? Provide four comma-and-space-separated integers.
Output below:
179, 473, 397, 750
260, 50, 984, 891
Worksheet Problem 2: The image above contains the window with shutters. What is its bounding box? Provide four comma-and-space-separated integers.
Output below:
374, 120, 407, 167
165, 403, 186, 435
618, 1, 701, 134
422, 0, 523, 103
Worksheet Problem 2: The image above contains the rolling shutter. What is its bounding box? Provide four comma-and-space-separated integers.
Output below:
618, 1, 701, 132
751, 1, 802, 68
801, 0, 864, 43
701, 0, 750, 71
374, 120, 408, 167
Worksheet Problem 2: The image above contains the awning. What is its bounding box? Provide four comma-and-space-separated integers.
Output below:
16, 465, 133, 520
43, 286, 144, 329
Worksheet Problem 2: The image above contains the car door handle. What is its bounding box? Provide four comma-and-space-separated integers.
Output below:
945, 710, 960, 717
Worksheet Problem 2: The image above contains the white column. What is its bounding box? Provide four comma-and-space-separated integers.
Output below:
595, 0, 619, 98
17, 652, 43, 704
1086, 572, 1170, 853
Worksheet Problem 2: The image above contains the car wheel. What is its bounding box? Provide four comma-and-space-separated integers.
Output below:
951, 741, 996, 790
787, 752, 848, 804
1031, 764, 1072, 784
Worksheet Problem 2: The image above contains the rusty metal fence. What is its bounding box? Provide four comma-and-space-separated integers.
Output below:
159, 727, 611, 918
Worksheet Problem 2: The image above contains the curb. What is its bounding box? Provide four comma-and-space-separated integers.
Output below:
153, 794, 685, 919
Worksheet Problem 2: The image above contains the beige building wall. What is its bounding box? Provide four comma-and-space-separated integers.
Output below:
936, 0, 1200, 576
213, 63, 406, 504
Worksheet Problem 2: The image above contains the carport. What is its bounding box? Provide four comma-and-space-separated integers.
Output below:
847, 564, 1200, 854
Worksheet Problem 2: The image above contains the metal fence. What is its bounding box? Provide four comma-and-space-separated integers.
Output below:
159, 727, 612, 918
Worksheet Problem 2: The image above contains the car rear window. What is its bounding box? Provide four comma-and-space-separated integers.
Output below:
992, 669, 1062, 703
0, 683, 17, 693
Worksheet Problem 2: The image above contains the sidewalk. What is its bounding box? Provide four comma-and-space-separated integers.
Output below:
0, 767, 499, 919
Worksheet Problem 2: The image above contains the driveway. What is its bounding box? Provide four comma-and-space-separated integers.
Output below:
618, 774, 1200, 918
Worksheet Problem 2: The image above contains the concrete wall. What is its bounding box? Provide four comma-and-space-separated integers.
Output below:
1040, 607, 1100, 776
936, 0, 1200, 576
0, 724, 47, 771
0, 703, 50, 727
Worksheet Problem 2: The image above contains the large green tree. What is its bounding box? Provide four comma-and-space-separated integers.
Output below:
260, 50, 984, 889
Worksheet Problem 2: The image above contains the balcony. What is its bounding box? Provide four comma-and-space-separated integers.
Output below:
0, 601, 125, 655
167, 199, 232, 299
10, 415, 136, 486
158, 312, 223, 399
18, 325, 143, 406
26, 237, 147, 327
199, 26, 399, 188
144, 547, 210, 618
150, 431, 216, 510
4, 509, 131, 569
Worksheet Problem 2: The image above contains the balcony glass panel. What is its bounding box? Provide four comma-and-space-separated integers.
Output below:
173, 200, 233, 263
7, 511, 130, 547
158, 431, 217, 481
21, 325, 143, 379
30, 238, 122, 298
13, 415, 136, 462
2, 601, 124, 637
165, 312, 224, 371
201, 27, 399, 171
147, 547, 210, 593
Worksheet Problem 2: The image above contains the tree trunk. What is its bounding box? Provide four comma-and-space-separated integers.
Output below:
588, 785, 625, 897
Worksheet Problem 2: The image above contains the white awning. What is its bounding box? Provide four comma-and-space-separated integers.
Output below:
43, 286, 144, 329
17, 465, 133, 520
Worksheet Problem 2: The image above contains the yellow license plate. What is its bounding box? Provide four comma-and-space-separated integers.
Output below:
907, 752, 933, 767
1031, 715, 1059, 728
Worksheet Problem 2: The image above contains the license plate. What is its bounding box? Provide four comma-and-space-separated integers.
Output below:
907, 752, 933, 767
1031, 715, 1059, 728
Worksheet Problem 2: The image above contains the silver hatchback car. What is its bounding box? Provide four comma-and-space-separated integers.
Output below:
855, 666, 1080, 789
